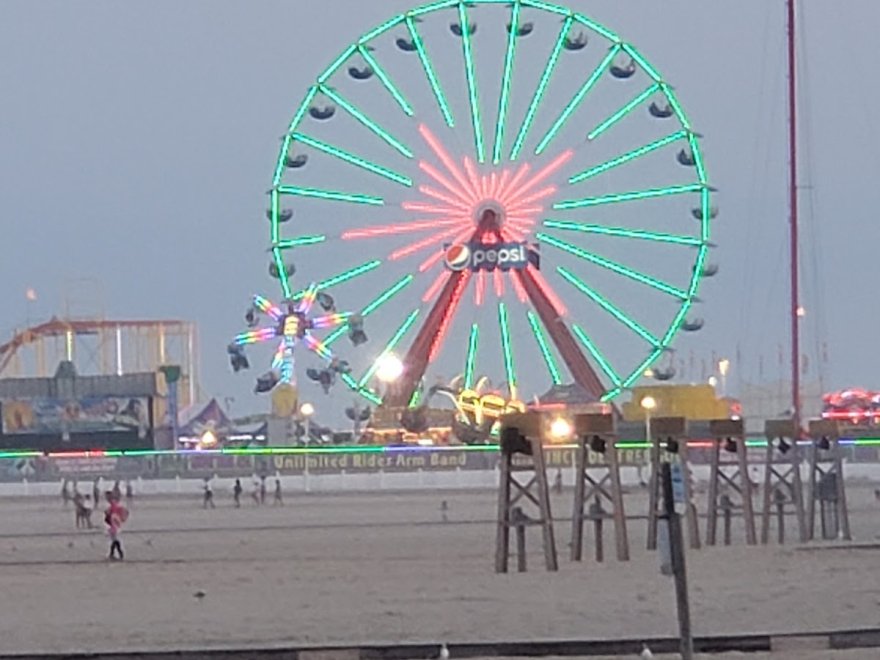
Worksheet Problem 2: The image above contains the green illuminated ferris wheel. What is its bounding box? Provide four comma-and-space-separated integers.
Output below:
258, 0, 714, 409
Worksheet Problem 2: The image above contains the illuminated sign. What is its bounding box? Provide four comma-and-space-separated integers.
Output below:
444, 242, 539, 272
455, 389, 526, 425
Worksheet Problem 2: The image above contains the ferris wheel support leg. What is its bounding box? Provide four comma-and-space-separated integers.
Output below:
519, 269, 605, 400
384, 271, 468, 408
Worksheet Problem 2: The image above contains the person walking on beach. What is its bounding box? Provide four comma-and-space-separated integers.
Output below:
92, 477, 101, 509
273, 477, 283, 506
251, 475, 261, 506
233, 478, 243, 508
259, 475, 267, 505
125, 480, 134, 506
104, 492, 128, 561
61, 479, 71, 507
202, 477, 215, 509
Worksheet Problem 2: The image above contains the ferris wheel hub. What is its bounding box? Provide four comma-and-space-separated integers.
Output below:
475, 200, 506, 231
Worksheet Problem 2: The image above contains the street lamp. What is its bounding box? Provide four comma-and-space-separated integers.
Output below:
299, 402, 315, 492
549, 417, 573, 442
718, 358, 730, 397
640, 396, 657, 483
376, 353, 404, 384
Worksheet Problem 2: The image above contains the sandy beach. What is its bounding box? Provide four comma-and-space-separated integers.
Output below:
0, 484, 877, 657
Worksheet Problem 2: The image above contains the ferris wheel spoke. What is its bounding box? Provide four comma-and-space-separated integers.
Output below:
271, 247, 292, 299
492, 0, 522, 164
509, 270, 529, 303
526, 310, 563, 386
535, 44, 622, 156
464, 323, 479, 389
493, 268, 505, 297
458, 2, 486, 163
542, 220, 702, 247
557, 266, 660, 347
569, 130, 688, 184
291, 133, 413, 187
505, 149, 573, 201
420, 162, 477, 204
419, 227, 473, 272
357, 309, 421, 388
538, 233, 688, 300
571, 324, 621, 388
553, 183, 705, 210
427, 272, 471, 361
510, 14, 573, 161
342, 218, 463, 240
587, 83, 660, 142
291, 260, 383, 301
390, 225, 470, 261
498, 302, 517, 399
274, 235, 328, 249
406, 15, 455, 128
277, 185, 384, 206
323, 274, 415, 347
475, 270, 487, 306
356, 45, 415, 117
418, 124, 475, 197
318, 85, 414, 158
418, 185, 471, 210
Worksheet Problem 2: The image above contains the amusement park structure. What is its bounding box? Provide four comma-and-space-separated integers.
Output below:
231, 0, 717, 430
0, 317, 199, 408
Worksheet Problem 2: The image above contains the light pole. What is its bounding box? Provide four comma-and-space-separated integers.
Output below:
300, 402, 314, 491
718, 358, 730, 398
640, 395, 657, 488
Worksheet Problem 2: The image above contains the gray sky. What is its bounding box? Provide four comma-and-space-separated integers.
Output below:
2, 1, 879, 421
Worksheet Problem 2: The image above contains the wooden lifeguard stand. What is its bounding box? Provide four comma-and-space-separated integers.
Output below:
705, 418, 757, 546
495, 412, 558, 573
570, 413, 629, 562
646, 417, 701, 551
761, 419, 807, 544
806, 419, 851, 541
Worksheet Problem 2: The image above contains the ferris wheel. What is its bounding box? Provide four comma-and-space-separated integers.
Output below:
240, 0, 714, 410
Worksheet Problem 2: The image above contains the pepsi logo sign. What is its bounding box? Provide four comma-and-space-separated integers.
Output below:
444, 244, 472, 271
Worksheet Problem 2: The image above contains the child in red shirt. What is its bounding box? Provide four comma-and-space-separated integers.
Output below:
104, 492, 129, 561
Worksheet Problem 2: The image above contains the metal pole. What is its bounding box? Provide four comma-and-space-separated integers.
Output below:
662, 462, 694, 660
787, 0, 801, 429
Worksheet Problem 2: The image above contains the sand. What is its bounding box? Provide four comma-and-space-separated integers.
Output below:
0, 485, 877, 657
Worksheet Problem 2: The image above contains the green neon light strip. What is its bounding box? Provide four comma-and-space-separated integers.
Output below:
700, 188, 711, 243
270, 188, 281, 245
571, 324, 621, 387
521, 0, 569, 17
459, 2, 485, 163
499, 302, 517, 397
277, 185, 384, 206
570, 131, 687, 183
689, 245, 708, 298
318, 45, 356, 84
527, 311, 562, 385
543, 220, 702, 247
688, 132, 708, 185
292, 133, 412, 187
409, 389, 422, 408
359, 15, 406, 46
292, 261, 383, 301
587, 83, 660, 142
464, 323, 479, 389
275, 235, 327, 249
535, 45, 621, 156
493, 0, 521, 164
554, 183, 703, 210
538, 233, 688, 300
357, 46, 414, 117
663, 84, 692, 131
406, 15, 455, 128
319, 86, 414, 158
600, 387, 622, 403
664, 302, 693, 346
324, 274, 414, 347
274, 87, 319, 186
341, 372, 383, 405
273, 247, 292, 299
622, 347, 664, 389
558, 266, 660, 346
358, 310, 421, 387
572, 13, 620, 42
622, 43, 662, 82
410, 0, 458, 16
510, 14, 572, 161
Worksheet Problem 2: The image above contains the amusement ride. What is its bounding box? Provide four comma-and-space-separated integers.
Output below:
230, 0, 716, 438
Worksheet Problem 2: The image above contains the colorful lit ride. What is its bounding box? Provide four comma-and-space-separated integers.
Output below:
822, 388, 880, 425
260, 1, 714, 416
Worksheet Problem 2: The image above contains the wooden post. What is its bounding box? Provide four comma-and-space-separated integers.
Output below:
806, 419, 851, 541
647, 417, 699, 550
760, 419, 807, 544
705, 419, 757, 546
570, 414, 629, 562
495, 414, 558, 573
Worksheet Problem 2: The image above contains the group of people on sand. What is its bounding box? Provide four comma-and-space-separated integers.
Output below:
62, 477, 130, 560
204, 474, 283, 509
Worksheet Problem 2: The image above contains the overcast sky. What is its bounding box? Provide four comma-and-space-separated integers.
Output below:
2, 1, 879, 421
